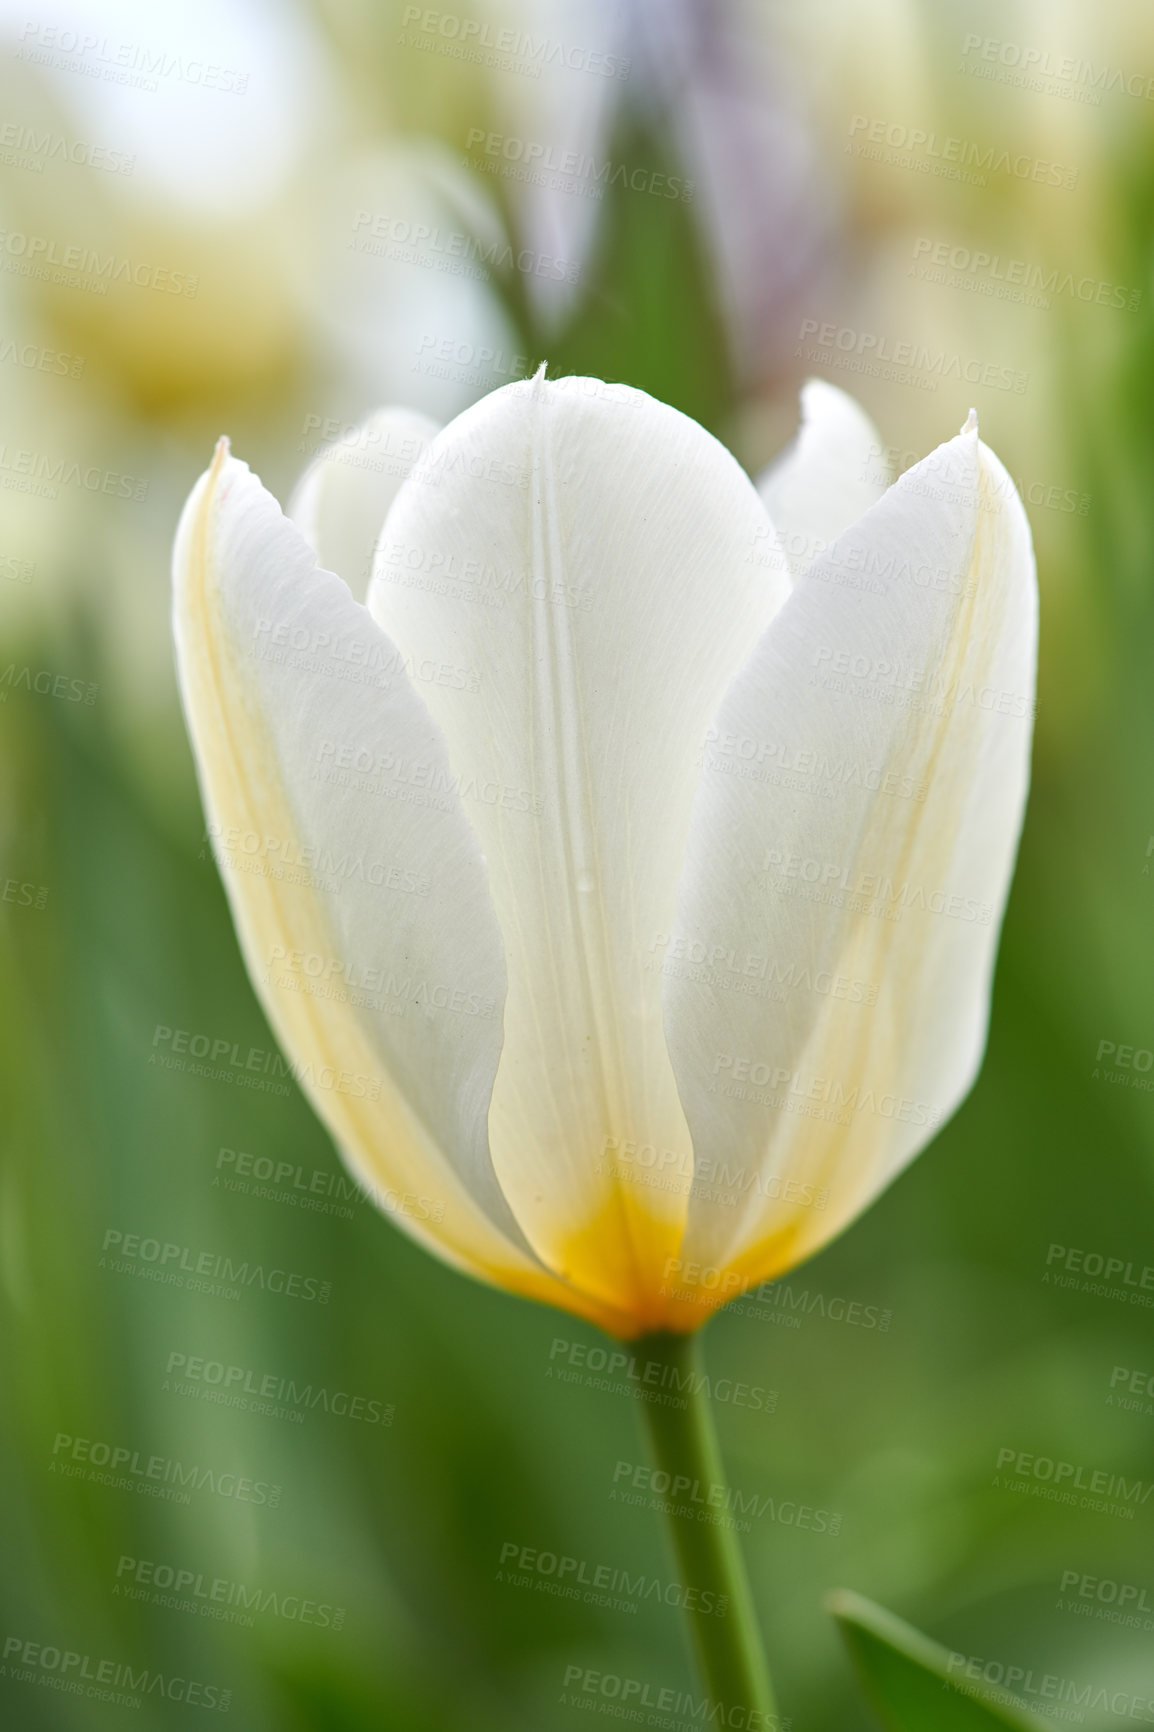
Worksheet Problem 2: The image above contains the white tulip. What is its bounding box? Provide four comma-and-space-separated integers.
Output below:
173, 372, 1036, 1339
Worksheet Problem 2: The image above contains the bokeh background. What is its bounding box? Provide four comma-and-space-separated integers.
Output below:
2, 0, 1154, 1725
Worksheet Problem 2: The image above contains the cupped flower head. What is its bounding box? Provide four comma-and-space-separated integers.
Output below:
173, 372, 1036, 1338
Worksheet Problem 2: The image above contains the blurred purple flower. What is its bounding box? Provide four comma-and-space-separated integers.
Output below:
622, 0, 839, 383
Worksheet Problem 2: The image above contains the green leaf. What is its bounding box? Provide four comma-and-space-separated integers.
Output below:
827, 1590, 1052, 1732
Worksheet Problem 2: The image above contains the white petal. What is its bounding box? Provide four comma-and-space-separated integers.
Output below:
663, 420, 1036, 1325
288, 407, 440, 602
174, 442, 635, 1335
756, 378, 891, 581
368, 375, 789, 1327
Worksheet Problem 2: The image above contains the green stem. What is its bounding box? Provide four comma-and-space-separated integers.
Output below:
635, 1329, 777, 1723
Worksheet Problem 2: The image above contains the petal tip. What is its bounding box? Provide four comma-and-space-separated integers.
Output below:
208, 436, 233, 492
961, 407, 979, 436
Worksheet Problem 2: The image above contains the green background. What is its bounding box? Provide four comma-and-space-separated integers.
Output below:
2, 0, 1154, 1725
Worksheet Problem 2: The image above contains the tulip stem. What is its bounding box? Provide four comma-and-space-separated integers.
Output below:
634, 1329, 778, 1723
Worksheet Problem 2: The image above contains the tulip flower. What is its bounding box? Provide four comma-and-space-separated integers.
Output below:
174, 369, 1035, 1331
173, 370, 1036, 1716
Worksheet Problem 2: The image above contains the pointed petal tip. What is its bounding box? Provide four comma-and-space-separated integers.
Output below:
961, 408, 979, 436
208, 437, 233, 489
